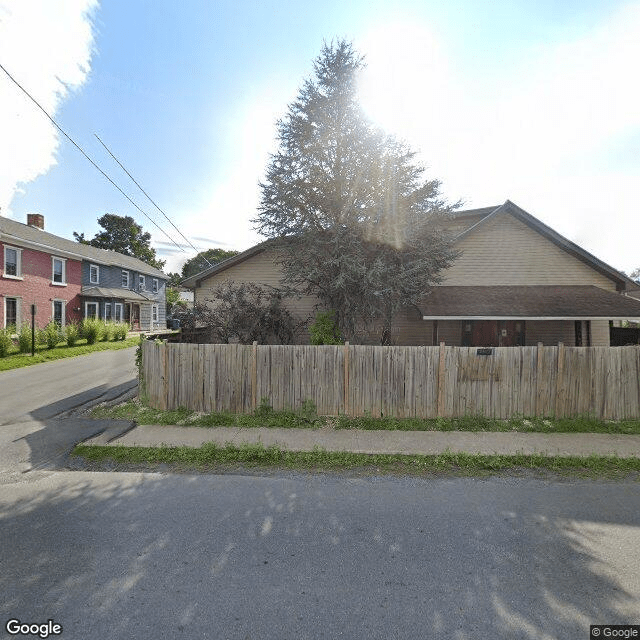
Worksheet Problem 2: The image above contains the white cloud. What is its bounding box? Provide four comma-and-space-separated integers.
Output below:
356, 4, 640, 273
0, 0, 98, 217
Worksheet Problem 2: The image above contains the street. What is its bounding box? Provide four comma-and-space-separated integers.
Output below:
1, 349, 640, 639
2, 470, 640, 639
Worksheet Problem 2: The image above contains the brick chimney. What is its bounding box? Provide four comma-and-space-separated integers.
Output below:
27, 213, 44, 230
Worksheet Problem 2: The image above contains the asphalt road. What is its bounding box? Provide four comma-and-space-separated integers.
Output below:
0, 348, 137, 479
2, 470, 640, 639
0, 346, 138, 424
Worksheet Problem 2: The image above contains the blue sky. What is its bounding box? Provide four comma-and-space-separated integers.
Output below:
1, 0, 638, 275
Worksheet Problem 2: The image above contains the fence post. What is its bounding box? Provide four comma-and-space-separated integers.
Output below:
536, 342, 543, 417
252, 341, 258, 411
555, 342, 565, 417
437, 341, 446, 417
161, 341, 168, 411
344, 341, 350, 416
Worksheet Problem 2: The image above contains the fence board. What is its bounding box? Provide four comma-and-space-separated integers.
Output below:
141, 342, 640, 419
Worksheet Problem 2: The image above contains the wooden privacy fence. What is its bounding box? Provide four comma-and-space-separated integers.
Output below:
141, 341, 640, 420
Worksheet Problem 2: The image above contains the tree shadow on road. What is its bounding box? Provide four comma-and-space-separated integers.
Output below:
1, 472, 639, 639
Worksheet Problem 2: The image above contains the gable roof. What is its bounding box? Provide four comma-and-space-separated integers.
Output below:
180, 200, 637, 292
0, 215, 166, 278
180, 239, 277, 288
453, 201, 637, 291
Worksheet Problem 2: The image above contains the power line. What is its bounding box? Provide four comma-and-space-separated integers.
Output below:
0, 61, 186, 256
94, 134, 213, 268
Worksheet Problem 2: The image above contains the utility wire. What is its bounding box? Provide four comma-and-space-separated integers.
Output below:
94, 134, 213, 268
0, 61, 186, 255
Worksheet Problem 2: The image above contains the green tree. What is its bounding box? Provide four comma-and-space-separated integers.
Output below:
180, 248, 239, 280
255, 40, 458, 342
74, 213, 166, 270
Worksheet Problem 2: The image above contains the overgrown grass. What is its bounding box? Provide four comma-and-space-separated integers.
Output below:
71, 442, 640, 479
0, 336, 139, 372
90, 399, 640, 434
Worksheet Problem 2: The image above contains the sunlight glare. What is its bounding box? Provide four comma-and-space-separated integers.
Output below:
357, 22, 453, 143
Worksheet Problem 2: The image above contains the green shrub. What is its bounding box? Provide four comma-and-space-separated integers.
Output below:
18, 324, 33, 353
114, 323, 129, 340
101, 321, 114, 342
309, 311, 343, 345
0, 327, 13, 357
43, 322, 63, 349
82, 318, 100, 345
64, 322, 80, 347
35, 328, 47, 346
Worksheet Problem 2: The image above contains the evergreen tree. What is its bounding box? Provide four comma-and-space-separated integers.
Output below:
255, 40, 459, 341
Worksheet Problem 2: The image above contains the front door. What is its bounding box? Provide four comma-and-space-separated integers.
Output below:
463, 320, 526, 346
472, 320, 499, 347
131, 304, 140, 330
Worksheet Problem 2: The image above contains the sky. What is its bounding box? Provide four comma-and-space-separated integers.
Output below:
1, 0, 639, 277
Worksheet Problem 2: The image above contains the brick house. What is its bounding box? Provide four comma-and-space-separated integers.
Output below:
182, 200, 640, 346
1, 213, 167, 331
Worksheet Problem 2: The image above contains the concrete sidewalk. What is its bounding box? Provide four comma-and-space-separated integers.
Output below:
86, 424, 640, 458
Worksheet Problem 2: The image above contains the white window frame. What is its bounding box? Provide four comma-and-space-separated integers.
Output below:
114, 303, 123, 323
152, 304, 158, 323
4, 296, 21, 329
51, 256, 66, 285
52, 299, 66, 327
139, 274, 145, 290
85, 301, 99, 320
104, 303, 112, 321
89, 263, 100, 284
122, 270, 129, 288
152, 278, 158, 293
3, 245, 22, 279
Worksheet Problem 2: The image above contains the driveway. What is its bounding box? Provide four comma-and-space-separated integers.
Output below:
0, 347, 137, 424
0, 347, 137, 479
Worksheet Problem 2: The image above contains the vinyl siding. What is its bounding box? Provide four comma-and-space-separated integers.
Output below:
443, 212, 617, 291
196, 249, 321, 330
590, 320, 610, 346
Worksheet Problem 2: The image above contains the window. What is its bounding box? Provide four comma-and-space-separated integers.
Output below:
4, 245, 21, 278
104, 303, 112, 321
152, 304, 158, 323
52, 300, 65, 327
52, 257, 66, 284
85, 302, 98, 319
5, 297, 19, 329
122, 270, 129, 288
89, 264, 99, 284
114, 303, 123, 323
139, 275, 145, 290
152, 278, 158, 293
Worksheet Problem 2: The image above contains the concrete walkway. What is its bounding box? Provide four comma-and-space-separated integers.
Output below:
87, 424, 640, 458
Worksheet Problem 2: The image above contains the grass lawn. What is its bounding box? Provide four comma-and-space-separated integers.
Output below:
71, 442, 640, 480
90, 398, 640, 434
0, 336, 139, 372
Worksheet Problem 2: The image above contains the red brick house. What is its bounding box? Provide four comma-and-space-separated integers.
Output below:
1, 214, 83, 330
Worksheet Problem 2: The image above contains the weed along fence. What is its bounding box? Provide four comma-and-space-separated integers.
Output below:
141, 341, 640, 420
